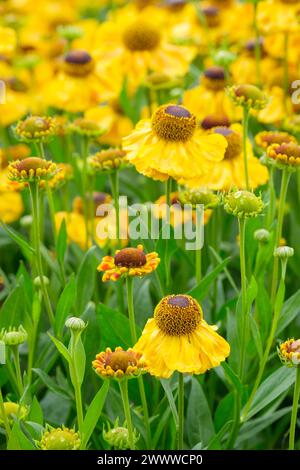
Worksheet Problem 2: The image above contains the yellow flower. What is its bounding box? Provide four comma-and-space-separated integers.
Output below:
98, 245, 160, 282
0, 27, 16, 56
93, 347, 146, 380
0, 80, 29, 127
0, 191, 24, 224
255, 131, 296, 150
257, 87, 287, 125
8, 157, 57, 183
85, 102, 134, 147
257, 0, 300, 34
55, 211, 90, 251
278, 338, 300, 367
123, 104, 227, 184
39, 425, 81, 450
267, 142, 300, 168
0, 402, 27, 426
186, 124, 269, 190
133, 294, 230, 378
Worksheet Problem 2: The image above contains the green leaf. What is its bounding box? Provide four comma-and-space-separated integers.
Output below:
160, 379, 178, 426
249, 315, 263, 362
54, 274, 76, 336
69, 335, 86, 387
7, 422, 36, 450
186, 377, 215, 448
48, 333, 72, 364
221, 362, 243, 395
56, 218, 67, 265
28, 396, 44, 425
76, 247, 98, 315
206, 421, 233, 450
32, 368, 72, 399
98, 303, 135, 349
245, 366, 296, 419
0, 279, 24, 328
188, 257, 230, 302
81, 380, 110, 449
0, 221, 34, 261
276, 288, 300, 335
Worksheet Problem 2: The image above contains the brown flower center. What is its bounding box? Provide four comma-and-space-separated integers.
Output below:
14, 157, 51, 172
114, 247, 147, 267
201, 6, 221, 27
152, 104, 196, 142
122, 22, 161, 51
203, 67, 226, 90
154, 295, 202, 336
201, 114, 230, 130
213, 127, 242, 160
105, 350, 138, 372
63, 50, 94, 76
286, 340, 300, 353
65, 50, 92, 65
259, 132, 295, 147
274, 142, 300, 159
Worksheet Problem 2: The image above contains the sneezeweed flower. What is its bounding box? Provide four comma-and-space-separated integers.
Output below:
274, 246, 294, 259
0, 402, 27, 426
93, 347, 146, 380
45, 163, 73, 190
69, 118, 106, 139
123, 104, 227, 184
89, 149, 127, 172
224, 190, 264, 218
0, 144, 31, 168
15, 116, 56, 143
278, 339, 300, 367
98, 245, 160, 282
255, 131, 296, 150
228, 84, 269, 110
103, 419, 139, 450
0, 27, 16, 56
8, 157, 57, 183
65, 317, 86, 332
133, 294, 230, 378
61, 50, 95, 77
254, 228, 271, 244
178, 188, 220, 209
38, 425, 81, 450
267, 142, 300, 170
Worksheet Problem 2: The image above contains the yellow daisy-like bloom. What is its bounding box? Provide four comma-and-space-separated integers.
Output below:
267, 142, 300, 168
123, 104, 227, 184
89, 149, 127, 172
93, 347, 146, 380
8, 157, 57, 182
0, 80, 29, 127
278, 338, 300, 367
55, 211, 91, 251
73, 192, 112, 216
133, 294, 230, 378
0, 27, 17, 56
39, 425, 81, 450
98, 244, 160, 282
15, 116, 56, 143
257, 86, 287, 125
0, 144, 31, 169
257, 0, 300, 35
255, 131, 296, 150
85, 102, 134, 147
186, 124, 268, 190
0, 191, 24, 224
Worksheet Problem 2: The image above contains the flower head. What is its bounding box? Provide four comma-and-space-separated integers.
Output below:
1, 325, 27, 346
202, 66, 226, 91
89, 149, 127, 172
255, 131, 296, 150
92, 347, 146, 380
228, 84, 268, 110
39, 425, 81, 450
224, 190, 264, 218
15, 116, 56, 143
134, 294, 230, 378
122, 21, 161, 51
278, 339, 300, 367
267, 142, 300, 170
98, 244, 160, 282
103, 419, 139, 450
179, 188, 220, 209
69, 118, 105, 139
61, 50, 94, 77
0, 402, 27, 426
8, 157, 57, 183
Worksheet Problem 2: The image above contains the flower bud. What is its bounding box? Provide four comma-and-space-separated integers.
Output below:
65, 317, 86, 332
224, 190, 264, 218
278, 339, 300, 367
254, 228, 270, 243
39, 425, 81, 450
0, 402, 27, 425
274, 246, 294, 259
20, 215, 33, 228
2, 325, 27, 346
227, 84, 268, 110
178, 188, 220, 209
103, 420, 139, 450
34, 276, 50, 287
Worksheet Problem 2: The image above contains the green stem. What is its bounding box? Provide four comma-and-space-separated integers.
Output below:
29, 182, 55, 326
37, 142, 57, 243
226, 388, 241, 449
0, 386, 11, 438
271, 168, 291, 302
109, 170, 120, 247
81, 136, 90, 250
242, 107, 250, 190
266, 165, 276, 229
119, 379, 135, 450
126, 276, 151, 448
289, 366, 300, 450
11, 346, 24, 397
164, 178, 172, 293
177, 372, 184, 450
238, 218, 248, 380
253, 1, 262, 88
70, 335, 84, 440
195, 247, 201, 285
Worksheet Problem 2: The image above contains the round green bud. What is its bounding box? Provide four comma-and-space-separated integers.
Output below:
20, 215, 33, 228
2, 325, 27, 346
254, 228, 270, 243
103, 422, 139, 450
57, 25, 83, 41
65, 317, 86, 331
34, 276, 49, 287
0, 402, 28, 425
224, 190, 264, 218
179, 188, 220, 209
274, 246, 294, 259
39, 425, 81, 450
